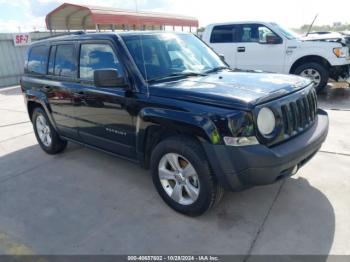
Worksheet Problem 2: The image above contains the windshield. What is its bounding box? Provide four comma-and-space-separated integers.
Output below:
121, 33, 227, 82
271, 23, 299, 40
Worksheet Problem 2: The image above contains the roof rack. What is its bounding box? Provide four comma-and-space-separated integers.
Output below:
37, 31, 86, 41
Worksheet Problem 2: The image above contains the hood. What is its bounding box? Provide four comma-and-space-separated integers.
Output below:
150, 71, 312, 109
297, 37, 344, 47
301, 32, 344, 41
301, 34, 350, 47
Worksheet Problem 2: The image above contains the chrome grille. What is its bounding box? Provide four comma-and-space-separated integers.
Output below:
280, 88, 317, 137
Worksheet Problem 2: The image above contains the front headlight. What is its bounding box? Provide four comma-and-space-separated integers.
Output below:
333, 47, 349, 58
223, 112, 258, 146
257, 107, 276, 136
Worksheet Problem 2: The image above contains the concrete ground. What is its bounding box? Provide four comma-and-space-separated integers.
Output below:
0, 84, 349, 257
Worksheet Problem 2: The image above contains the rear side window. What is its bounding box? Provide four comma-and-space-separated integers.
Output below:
28, 45, 49, 75
79, 43, 123, 80
210, 25, 237, 43
54, 45, 76, 77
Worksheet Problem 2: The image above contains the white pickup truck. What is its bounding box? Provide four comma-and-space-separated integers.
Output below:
202, 22, 350, 91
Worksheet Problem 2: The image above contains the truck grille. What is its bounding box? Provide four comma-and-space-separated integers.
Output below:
254, 84, 318, 147
280, 88, 317, 137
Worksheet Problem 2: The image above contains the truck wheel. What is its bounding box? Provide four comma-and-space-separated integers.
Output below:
294, 62, 329, 92
32, 107, 67, 154
150, 136, 224, 216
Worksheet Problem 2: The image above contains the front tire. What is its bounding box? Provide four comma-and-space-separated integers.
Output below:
294, 62, 329, 92
150, 136, 224, 216
32, 107, 67, 154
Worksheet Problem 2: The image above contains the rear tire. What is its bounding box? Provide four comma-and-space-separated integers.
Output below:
150, 136, 224, 216
294, 62, 329, 92
32, 107, 67, 154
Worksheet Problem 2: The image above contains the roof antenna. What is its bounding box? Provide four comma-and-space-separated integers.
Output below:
134, 0, 150, 97
306, 14, 318, 37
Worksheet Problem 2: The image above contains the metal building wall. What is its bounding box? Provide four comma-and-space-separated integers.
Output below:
0, 32, 51, 88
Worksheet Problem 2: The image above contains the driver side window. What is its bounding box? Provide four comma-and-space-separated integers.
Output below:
258, 26, 276, 43
79, 43, 123, 81
240, 25, 259, 42
239, 24, 280, 43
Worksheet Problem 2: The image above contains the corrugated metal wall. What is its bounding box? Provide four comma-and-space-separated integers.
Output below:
0, 32, 51, 88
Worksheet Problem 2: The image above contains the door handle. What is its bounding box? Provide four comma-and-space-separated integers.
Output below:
43, 86, 51, 90
237, 47, 246, 52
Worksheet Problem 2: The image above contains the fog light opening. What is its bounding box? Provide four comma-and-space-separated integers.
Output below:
223, 136, 259, 146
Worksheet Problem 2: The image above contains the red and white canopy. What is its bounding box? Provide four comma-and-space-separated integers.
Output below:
46, 3, 199, 31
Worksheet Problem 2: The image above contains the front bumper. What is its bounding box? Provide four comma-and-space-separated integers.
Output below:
330, 64, 350, 83
203, 109, 329, 191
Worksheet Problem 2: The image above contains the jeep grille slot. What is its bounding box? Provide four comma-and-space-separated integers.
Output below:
281, 88, 317, 137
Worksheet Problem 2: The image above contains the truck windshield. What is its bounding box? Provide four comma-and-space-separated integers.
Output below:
271, 23, 299, 40
121, 33, 227, 82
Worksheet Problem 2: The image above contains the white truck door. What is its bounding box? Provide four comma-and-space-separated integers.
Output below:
205, 24, 239, 68
235, 23, 286, 73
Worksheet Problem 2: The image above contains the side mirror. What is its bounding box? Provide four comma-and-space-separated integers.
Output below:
94, 69, 125, 87
264, 34, 282, 44
219, 54, 225, 62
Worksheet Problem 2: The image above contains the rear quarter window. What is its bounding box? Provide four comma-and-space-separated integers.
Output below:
27, 45, 49, 75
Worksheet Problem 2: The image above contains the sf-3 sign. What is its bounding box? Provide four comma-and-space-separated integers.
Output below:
13, 34, 31, 46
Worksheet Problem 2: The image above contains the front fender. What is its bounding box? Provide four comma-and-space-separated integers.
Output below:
286, 49, 333, 73
136, 107, 221, 155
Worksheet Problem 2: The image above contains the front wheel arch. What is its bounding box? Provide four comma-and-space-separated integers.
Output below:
140, 124, 205, 169
289, 55, 331, 74
293, 62, 329, 92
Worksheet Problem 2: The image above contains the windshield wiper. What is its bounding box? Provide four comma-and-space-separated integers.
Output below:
205, 66, 231, 74
147, 72, 207, 83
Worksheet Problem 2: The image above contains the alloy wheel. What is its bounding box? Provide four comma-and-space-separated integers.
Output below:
158, 153, 200, 205
36, 115, 52, 147
300, 68, 321, 87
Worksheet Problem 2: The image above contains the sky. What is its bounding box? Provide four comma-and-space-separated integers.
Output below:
0, 0, 349, 32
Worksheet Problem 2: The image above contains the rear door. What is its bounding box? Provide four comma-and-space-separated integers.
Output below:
45, 43, 79, 139
235, 23, 286, 72
208, 24, 239, 68
72, 41, 136, 158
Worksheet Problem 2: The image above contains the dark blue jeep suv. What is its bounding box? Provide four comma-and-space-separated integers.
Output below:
21, 32, 329, 216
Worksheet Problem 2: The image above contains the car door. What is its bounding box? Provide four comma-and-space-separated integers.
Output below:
72, 41, 136, 158
208, 24, 239, 68
45, 43, 80, 139
235, 23, 286, 73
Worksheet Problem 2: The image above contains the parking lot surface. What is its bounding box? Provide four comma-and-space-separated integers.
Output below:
0, 84, 349, 256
